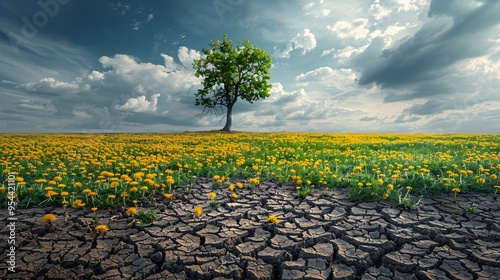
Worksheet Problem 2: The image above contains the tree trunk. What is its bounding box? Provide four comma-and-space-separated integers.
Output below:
222, 104, 232, 132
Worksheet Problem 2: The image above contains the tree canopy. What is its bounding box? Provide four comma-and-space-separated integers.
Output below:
193, 34, 272, 131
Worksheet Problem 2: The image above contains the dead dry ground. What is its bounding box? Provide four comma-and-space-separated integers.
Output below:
1, 179, 500, 280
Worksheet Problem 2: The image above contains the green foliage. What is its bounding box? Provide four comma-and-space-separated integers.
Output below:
193, 34, 272, 131
137, 210, 156, 225
394, 187, 422, 210
459, 203, 478, 215
297, 186, 312, 199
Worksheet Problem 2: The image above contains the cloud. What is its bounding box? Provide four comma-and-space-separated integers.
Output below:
131, 13, 154, 31
395, 0, 427, 12
273, 28, 317, 58
369, 3, 392, 20
358, 1, 500, 95
116, 93, 160, 113
303, 2, 331, 18
177, 46, 201, 70
295, 67, 357, 94
97, 47, 201, 92
292, 29, 317, 54
0, 17, 92, 84
18, 77, 90, 95
328, 18, 370, 40
2, 46, 204, 132
273, 43, 294, 58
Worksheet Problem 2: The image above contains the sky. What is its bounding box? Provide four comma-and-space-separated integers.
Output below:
0, 0, 499, 133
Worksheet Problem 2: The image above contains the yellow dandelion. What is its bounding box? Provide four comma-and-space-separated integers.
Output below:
126, 207, 137, 216
231, 193, 239, 199
72, 199, 85, 208
82, 189, 92, 194
129, 187, 138, 193
166, 177, 175, 185
95, 224, 109, 234
45, 190, 58, 198
41, 213, 56, 223
164, 193, 172, 199
207, 192, 216, 199
267, 215, 280, 224
193, 206, 202, 217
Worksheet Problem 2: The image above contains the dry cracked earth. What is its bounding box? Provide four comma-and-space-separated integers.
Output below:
1, 179, 500, 280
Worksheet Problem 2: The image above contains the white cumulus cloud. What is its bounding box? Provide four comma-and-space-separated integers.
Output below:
292, 28, 317, 54
328, 18, 370, 40
116, 93, 160, 113
274, 28, 317, 58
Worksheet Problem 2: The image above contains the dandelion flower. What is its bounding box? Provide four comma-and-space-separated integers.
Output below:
72, 199, 85, 208
41, 214, 56, 223
45, 190, 58, 198
166, 177, 175, 185
231, 193, 239, 199
207, 192, 216, 199
267, 215, 280, 224
451, 188, 460, 193
91, 207, 98, 212
126, 207, 137, 216
387, 184, 394, 191
236, 182, 243, 189
82, 189, 92, 194
228, 184, 235, 191
95, 224, 109, 234
164, 193, 172, 199
193, 206, 202, 217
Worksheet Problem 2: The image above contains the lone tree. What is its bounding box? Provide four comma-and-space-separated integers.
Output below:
193, 34, 272, 132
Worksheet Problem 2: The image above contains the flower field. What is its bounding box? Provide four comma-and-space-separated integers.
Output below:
1, 133, 499, 209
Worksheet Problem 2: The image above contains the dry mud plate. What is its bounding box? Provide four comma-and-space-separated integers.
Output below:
1, 179, 500, 280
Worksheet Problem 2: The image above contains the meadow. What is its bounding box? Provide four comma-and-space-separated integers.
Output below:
1, 133, 499, 210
